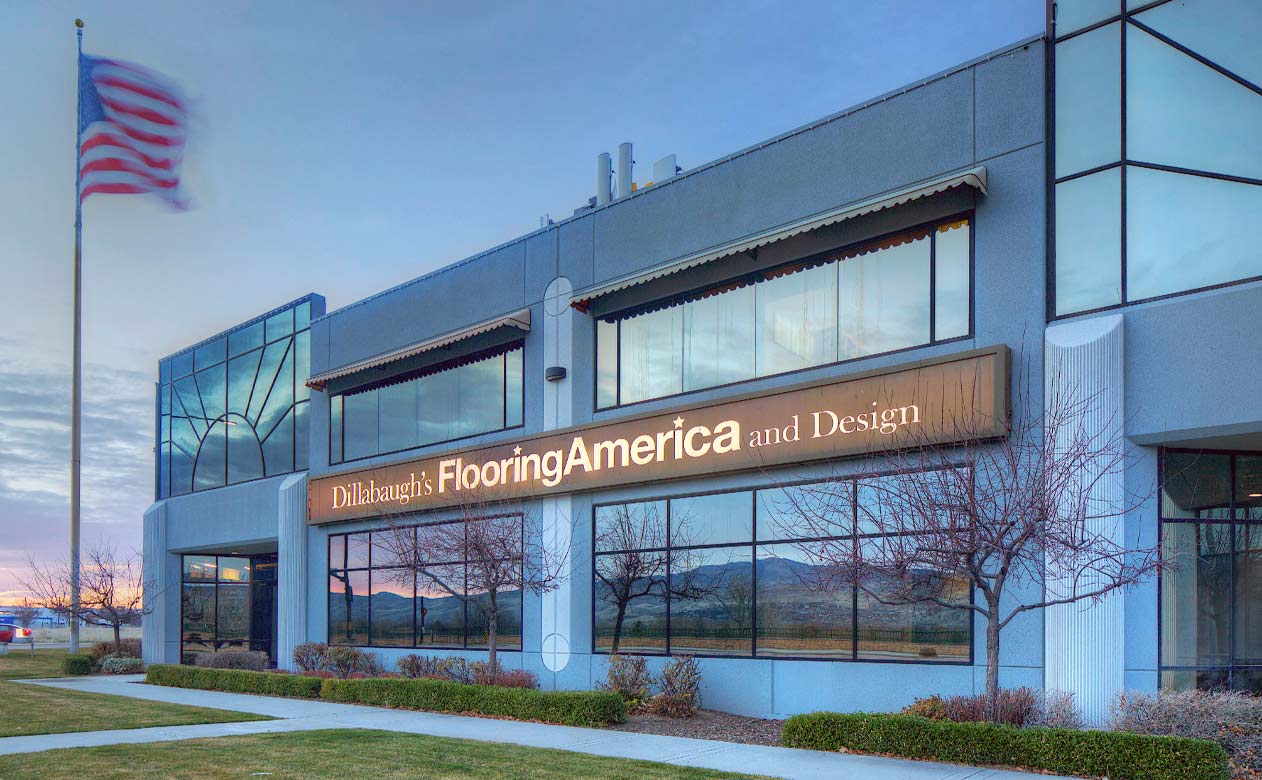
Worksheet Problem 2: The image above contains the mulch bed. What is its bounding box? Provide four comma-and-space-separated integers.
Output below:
608, 708, 784, 746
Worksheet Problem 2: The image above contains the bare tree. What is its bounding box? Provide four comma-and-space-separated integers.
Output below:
592, 502, 715, 653
376, 483, 568, 679
22, 543, 151, 653
9, 602, 40, 629
780, 362, 1163, 717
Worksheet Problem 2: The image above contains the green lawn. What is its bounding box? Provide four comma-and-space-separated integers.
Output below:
0, 648, 269, 738
0, 729, 777, 780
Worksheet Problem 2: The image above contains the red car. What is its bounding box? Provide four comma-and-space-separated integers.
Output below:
0, 622, 32, 644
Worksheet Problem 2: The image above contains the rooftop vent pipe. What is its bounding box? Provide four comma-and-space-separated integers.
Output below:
596, 152, 612, 205
616, 142, 633, 199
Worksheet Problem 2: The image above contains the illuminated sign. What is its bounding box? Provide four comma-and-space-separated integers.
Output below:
307, 347, 1009, 524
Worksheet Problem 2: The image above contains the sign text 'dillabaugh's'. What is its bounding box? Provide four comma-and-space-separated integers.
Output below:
308, 348, 1008, 524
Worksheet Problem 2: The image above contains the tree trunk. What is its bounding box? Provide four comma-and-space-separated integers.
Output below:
487, 591, 498, 683
113, 621, 122, 653
610, 601, 628, 654
985, 611, 1001, 722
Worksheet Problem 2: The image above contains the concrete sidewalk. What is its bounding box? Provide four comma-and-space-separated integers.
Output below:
9, 676, 1067, 780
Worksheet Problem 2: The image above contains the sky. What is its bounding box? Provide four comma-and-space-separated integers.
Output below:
0, 0, 1042, 601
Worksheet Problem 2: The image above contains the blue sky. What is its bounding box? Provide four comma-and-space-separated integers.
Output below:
0, 0, 1041, 599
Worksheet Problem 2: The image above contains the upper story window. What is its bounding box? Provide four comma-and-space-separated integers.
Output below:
329, 346, 524, 465
595, 217, 972, 409
157, 299, 313, 498
1053, 0, 1262, 317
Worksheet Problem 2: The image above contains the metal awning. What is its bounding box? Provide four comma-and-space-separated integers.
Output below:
571, 166, 986, 310
306, 308, 531, 390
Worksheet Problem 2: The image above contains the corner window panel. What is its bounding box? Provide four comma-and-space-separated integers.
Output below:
619, 306, 684, 404
1054, 168, 1122, 315
934, 220, 971, 341
1055, 23, 1121, 178
669, 547, 753, 656
1161, 522, 1233, 667
1126, 166, 1262, 302
1127, 25, 1262, 181
1135, 0, 1262, 89
756, 263, 837, 376
1235, 525, 1262, 665
839, 233, 930, 360
1163, 451, 1232, 520
756, 542, 853, 658
1056, 0, 1120, 37
683, 285, 755, 391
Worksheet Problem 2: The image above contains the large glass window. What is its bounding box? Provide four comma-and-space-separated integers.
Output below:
326, 517, 523, 651
180, 552, 277, 663
157, 298, 314, 498
592, 475, 972, 662
1160, 450, 1262, 692
1053, 2, 1262, 316
329, 347, 524, 464
595, 217, 972, 408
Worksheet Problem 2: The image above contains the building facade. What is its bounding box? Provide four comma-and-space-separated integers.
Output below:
142, 0, 1262, 722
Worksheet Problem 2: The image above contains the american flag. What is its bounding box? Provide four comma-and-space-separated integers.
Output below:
78, 54, 188, 204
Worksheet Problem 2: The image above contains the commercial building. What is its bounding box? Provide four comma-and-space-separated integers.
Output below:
142, 1, 1262, 722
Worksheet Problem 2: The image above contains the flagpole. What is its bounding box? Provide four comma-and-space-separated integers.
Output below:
70, 17, 84, 656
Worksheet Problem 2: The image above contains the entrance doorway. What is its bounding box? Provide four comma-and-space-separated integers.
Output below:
181, 552, 278, 664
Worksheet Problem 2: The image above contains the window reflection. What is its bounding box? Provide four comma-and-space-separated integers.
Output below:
326, 519, 523, 651
1054, 169, 1122, 315
1054, 23, 1121, 178
594, 474, 971, 662
595, 218, 971, 408
839, 234, 930, 360
331, 347, 524, 464
157, 299, 312, 498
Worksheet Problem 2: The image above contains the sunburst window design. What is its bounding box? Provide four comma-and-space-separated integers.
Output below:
157, 297, 317, 498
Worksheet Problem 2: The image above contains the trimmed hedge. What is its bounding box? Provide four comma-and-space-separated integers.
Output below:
320, 677, 625, 727
781, 712, 1229, 780
61, 653, 93, 676
146, 664, 323, 699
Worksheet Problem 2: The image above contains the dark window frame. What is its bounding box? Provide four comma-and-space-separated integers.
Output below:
592, 213, 976, 412
1048, 0, 1262, 321
590, 471, 976, 665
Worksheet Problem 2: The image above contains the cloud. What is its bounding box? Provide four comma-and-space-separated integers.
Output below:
0, 337, 151, 600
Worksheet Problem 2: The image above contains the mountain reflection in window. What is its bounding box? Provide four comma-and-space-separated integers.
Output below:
594, 477, 972, 662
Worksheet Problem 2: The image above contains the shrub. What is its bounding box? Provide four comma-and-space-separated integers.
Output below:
62, 653, 93, 676
599, 655, 652, 712
292, 642, 328, 673
319, 677, 625, 727
470, 662, 538, 689
324, 646, 381, 679
146, 665, 324, 698
1112, 689, 1262, 776
648, 655, 701, 718
89, 639, 142, 667
781, 712, 1229, 780
1027, 690, 1083, 731
901, 688, 1037, 727
100, 655, 144, 674
193, 650, 270, 671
